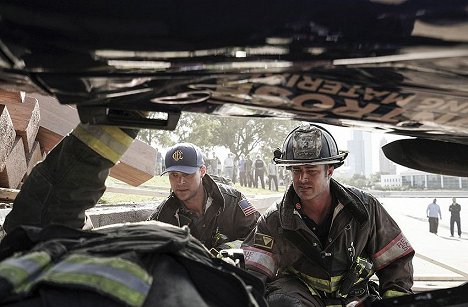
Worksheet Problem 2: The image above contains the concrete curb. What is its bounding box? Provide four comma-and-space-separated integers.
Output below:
86, 195, 282, 228
0, 195, 283, 229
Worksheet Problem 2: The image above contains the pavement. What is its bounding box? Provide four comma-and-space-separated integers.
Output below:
378, 196, 468, 292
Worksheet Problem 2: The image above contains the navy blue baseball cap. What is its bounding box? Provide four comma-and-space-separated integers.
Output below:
162, 143, 204, 175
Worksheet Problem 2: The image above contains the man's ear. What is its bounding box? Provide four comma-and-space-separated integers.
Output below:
327, 165, 334, 178
200, 165, 207, 177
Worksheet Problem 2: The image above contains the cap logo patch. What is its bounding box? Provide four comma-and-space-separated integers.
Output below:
254, 233, 274, 250
172, 150, 184, 161
292, 128, 322, 159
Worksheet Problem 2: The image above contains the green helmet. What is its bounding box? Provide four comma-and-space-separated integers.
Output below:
273, 124, 348, 168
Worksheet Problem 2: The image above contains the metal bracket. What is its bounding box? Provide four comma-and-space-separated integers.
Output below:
77, 105, 181, 130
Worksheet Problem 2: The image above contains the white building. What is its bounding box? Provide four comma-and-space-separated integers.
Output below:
381, 170, 468, 189
381, 174, 402, 187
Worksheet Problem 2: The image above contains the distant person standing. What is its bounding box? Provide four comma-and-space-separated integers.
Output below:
267, 159, 279, 192
427, 198, 442, 235
232, 155, 238, 184
217, 157, 222, 176
245, 155, 254, 188
449, 197, 462, 238
210, 152, 218, 175
224, 153, 234, 180
155, 149, 163, 175
238, 155, 247, 187
254, 155, 266, 189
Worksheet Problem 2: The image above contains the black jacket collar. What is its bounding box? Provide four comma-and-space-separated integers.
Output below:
279, 178, 369, 230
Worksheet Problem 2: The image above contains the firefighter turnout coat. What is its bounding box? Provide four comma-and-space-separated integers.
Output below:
3, 124, 139, 233
0, 222, 267, 307
242, 179, 414, 301
149, 174, 260, 250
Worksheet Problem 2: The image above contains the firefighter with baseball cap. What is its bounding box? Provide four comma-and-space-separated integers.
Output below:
148, 143, 260, 250
241, 124, 415, 307
0, 127, 266, 307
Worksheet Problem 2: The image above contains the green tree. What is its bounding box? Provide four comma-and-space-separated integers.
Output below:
137, 113, 214, 149
337, 174, 368, 189
369, 172, 383, 185
137, 128, 172, 148
206, 116, 300, 159
137, 113, 301, 159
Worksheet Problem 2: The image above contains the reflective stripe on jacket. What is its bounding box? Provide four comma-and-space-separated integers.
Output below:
41, 254, 152, 307
72, 124, 134, 164
0, 250, 151, 307
242, 179, 414, 298
0, 251, 51, 293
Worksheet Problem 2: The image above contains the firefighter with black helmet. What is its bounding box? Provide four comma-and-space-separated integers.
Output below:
242, 123, 415, 307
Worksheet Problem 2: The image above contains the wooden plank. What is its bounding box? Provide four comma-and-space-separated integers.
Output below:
0, 91, 41, 155
0, 90, 22, 103
26, 141, 43, 175
0, 137, 27, 188
32, 93, 156, 186
110, 139, 157, 186
35, 94, 79, 136
0, 105, 16, 172
37, 126, 62, 153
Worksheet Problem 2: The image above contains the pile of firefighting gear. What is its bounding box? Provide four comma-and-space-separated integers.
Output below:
0, 221, 267, 307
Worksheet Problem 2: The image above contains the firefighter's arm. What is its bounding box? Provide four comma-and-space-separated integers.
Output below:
241, 214, 278, 283
370, 199, 415, 298
375, 252, 415, 298
231, 194, 260, 241
3, 124, 138, 233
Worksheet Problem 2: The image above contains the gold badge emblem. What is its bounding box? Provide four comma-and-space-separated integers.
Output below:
254, 233, 274, 250
292, 128, 322, 159
172, 150, 184, 161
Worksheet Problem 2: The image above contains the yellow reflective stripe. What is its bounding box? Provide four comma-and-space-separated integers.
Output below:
222, 240, 243, 249
72, 124, 133, 164
383, 289, 408, 298
101, 126, 134, 148
302, 281, 320, 297
40, 254, 152, 307
287, 267, 343, 293
0, 251, 51, 288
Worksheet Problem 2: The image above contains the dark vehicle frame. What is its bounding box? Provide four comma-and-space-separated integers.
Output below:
1, 1, 468, 306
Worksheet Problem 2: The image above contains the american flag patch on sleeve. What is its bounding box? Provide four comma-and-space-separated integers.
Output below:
238, 198, 257, 216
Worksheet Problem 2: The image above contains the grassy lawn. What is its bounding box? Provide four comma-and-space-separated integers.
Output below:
99, 175, 286, 205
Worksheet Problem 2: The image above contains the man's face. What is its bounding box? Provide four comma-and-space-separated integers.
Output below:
168, 166, 206, 202
291, 164, 333, 201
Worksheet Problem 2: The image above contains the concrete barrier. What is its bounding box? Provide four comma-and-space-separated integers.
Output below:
0, 194, 283, 231
87, 194, 282, 228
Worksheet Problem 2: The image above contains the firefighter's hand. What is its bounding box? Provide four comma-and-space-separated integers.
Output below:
324, 297, 363, 307
344, 297, 366, 307
346, 301, 361, 307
